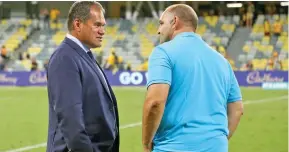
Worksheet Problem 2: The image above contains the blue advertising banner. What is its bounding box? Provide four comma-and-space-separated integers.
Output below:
0, 71, 287, 87
234, 71, 288, 87
0, 71, 47, 86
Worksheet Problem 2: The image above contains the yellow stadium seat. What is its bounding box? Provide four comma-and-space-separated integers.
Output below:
221, 24, 228, 31
205, 16, 218, 27
259, 63, 267, 69
20, 20, 26, 25
5, 43, 17, 51
213, 37, 221, 45
282, 43, 288, 51
279, 36, 287, 42
26, 20, 32, 26
262, 36, 270, 43
145, 22, 158, 35
218, 46, 225, 53
253, 41, 261, 47
243, 45, 250, 53
1, 19, 7, 25
252, 59, 267, 70
211, 46, 217, 50
132, 25, 138, 33
6, 39, 19, 44
22, 59, 32, 70
252, 27, 259, 33
231, 24, 236, 32
117, 33, 126, 41
253, 24, 263, 33
50, 23, 57, 30
57, 23, 63, 29
52, 33, 66, 45
252, 59, 259, 65
267, 45, 274, 52
21, 19, 32, 26
91, 47, 102, 53
281, 32, 288, 36
56, 31, 66, 35
139, 34, 155, 58
259, 45, 267, 52
105, 26, 118, 35
282, 59, 288, 70
196, 24, 207, 35
28, 47, 41, 55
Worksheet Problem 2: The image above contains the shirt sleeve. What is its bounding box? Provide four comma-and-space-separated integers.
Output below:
227, 62, 242, 103
146, 46, 172, 88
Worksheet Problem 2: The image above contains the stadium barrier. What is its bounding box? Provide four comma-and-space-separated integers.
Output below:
0, 71, 287, 87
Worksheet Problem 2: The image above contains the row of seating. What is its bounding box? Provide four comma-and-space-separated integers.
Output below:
238, 14, 288, 71
6, 14, 287, 72
4, 20, 33, 53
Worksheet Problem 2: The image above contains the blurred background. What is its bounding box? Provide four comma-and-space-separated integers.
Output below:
0, 1, 288, 152
0, 1, 287, 72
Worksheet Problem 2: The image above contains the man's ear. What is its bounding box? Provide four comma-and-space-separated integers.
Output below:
73, 18, 82, 32
172, 16, 178, 30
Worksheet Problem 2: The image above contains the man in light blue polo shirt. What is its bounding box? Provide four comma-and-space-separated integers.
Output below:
142, 4, 244, 152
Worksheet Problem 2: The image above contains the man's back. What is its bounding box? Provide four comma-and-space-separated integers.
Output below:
148, 32, 241, 151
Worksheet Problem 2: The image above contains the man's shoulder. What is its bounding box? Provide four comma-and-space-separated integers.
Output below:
155, 38, 185, 54
49, 41, 76, 64
155, 41, 175, 52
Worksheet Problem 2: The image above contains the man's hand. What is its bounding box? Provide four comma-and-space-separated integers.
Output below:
142, 84, 170, 152
227, 100, 243, 140
143, 142, 153, 152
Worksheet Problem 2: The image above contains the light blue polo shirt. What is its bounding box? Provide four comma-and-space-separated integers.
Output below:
146, 32, 242, 152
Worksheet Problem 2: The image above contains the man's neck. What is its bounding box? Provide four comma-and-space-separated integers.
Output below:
69, 31, 80, 40
171, 27, 195, 40
68, 31, 91, 50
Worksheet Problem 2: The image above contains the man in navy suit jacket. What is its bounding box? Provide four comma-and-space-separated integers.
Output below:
46, 2, 119, 152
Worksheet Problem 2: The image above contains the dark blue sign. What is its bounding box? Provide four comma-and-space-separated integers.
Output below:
0, 71, 287, 87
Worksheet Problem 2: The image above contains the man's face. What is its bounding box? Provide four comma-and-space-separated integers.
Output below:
80, 5, 106, 48
157, 11, 175, 44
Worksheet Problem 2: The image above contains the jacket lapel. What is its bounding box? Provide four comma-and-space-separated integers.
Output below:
63, 37, 113, 101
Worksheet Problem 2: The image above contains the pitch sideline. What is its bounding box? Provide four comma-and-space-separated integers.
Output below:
3, 95, 287, 152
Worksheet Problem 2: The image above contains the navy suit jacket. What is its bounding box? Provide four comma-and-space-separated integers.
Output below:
46, 37, 119, 152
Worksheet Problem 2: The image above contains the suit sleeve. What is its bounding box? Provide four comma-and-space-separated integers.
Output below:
48, 55, 95, 152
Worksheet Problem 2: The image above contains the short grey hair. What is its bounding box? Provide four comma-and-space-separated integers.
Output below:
167, 4, 198, 31
67, 1, 105, 31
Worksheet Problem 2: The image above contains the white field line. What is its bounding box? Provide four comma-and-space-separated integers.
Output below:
2, 95, 288, 152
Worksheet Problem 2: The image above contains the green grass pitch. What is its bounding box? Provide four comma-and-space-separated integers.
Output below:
0, 87, 287, 152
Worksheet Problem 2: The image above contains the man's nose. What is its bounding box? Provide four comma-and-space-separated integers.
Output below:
99, 27, 105, 35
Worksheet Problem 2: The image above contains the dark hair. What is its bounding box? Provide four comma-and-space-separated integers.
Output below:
67, 1, 105, 31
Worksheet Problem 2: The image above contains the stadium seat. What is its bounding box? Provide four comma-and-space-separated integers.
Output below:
218, 46, 226, 53
281, 59, 288, 70
243, 45, 251, 53
211, 45, 217, 51
262, 36, 270, 44
253, 41, 261, 48
27, 47, 42, 57
238, 54, 247, 63
1, 19, 7, 25
196, 24, 207, 35
213, 37, 221, 45
21, 59, 32, 70
131, 25, 138, 33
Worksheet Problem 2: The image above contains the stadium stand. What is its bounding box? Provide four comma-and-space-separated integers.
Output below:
238, 14, 288, 71
1, 2, 287, 72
